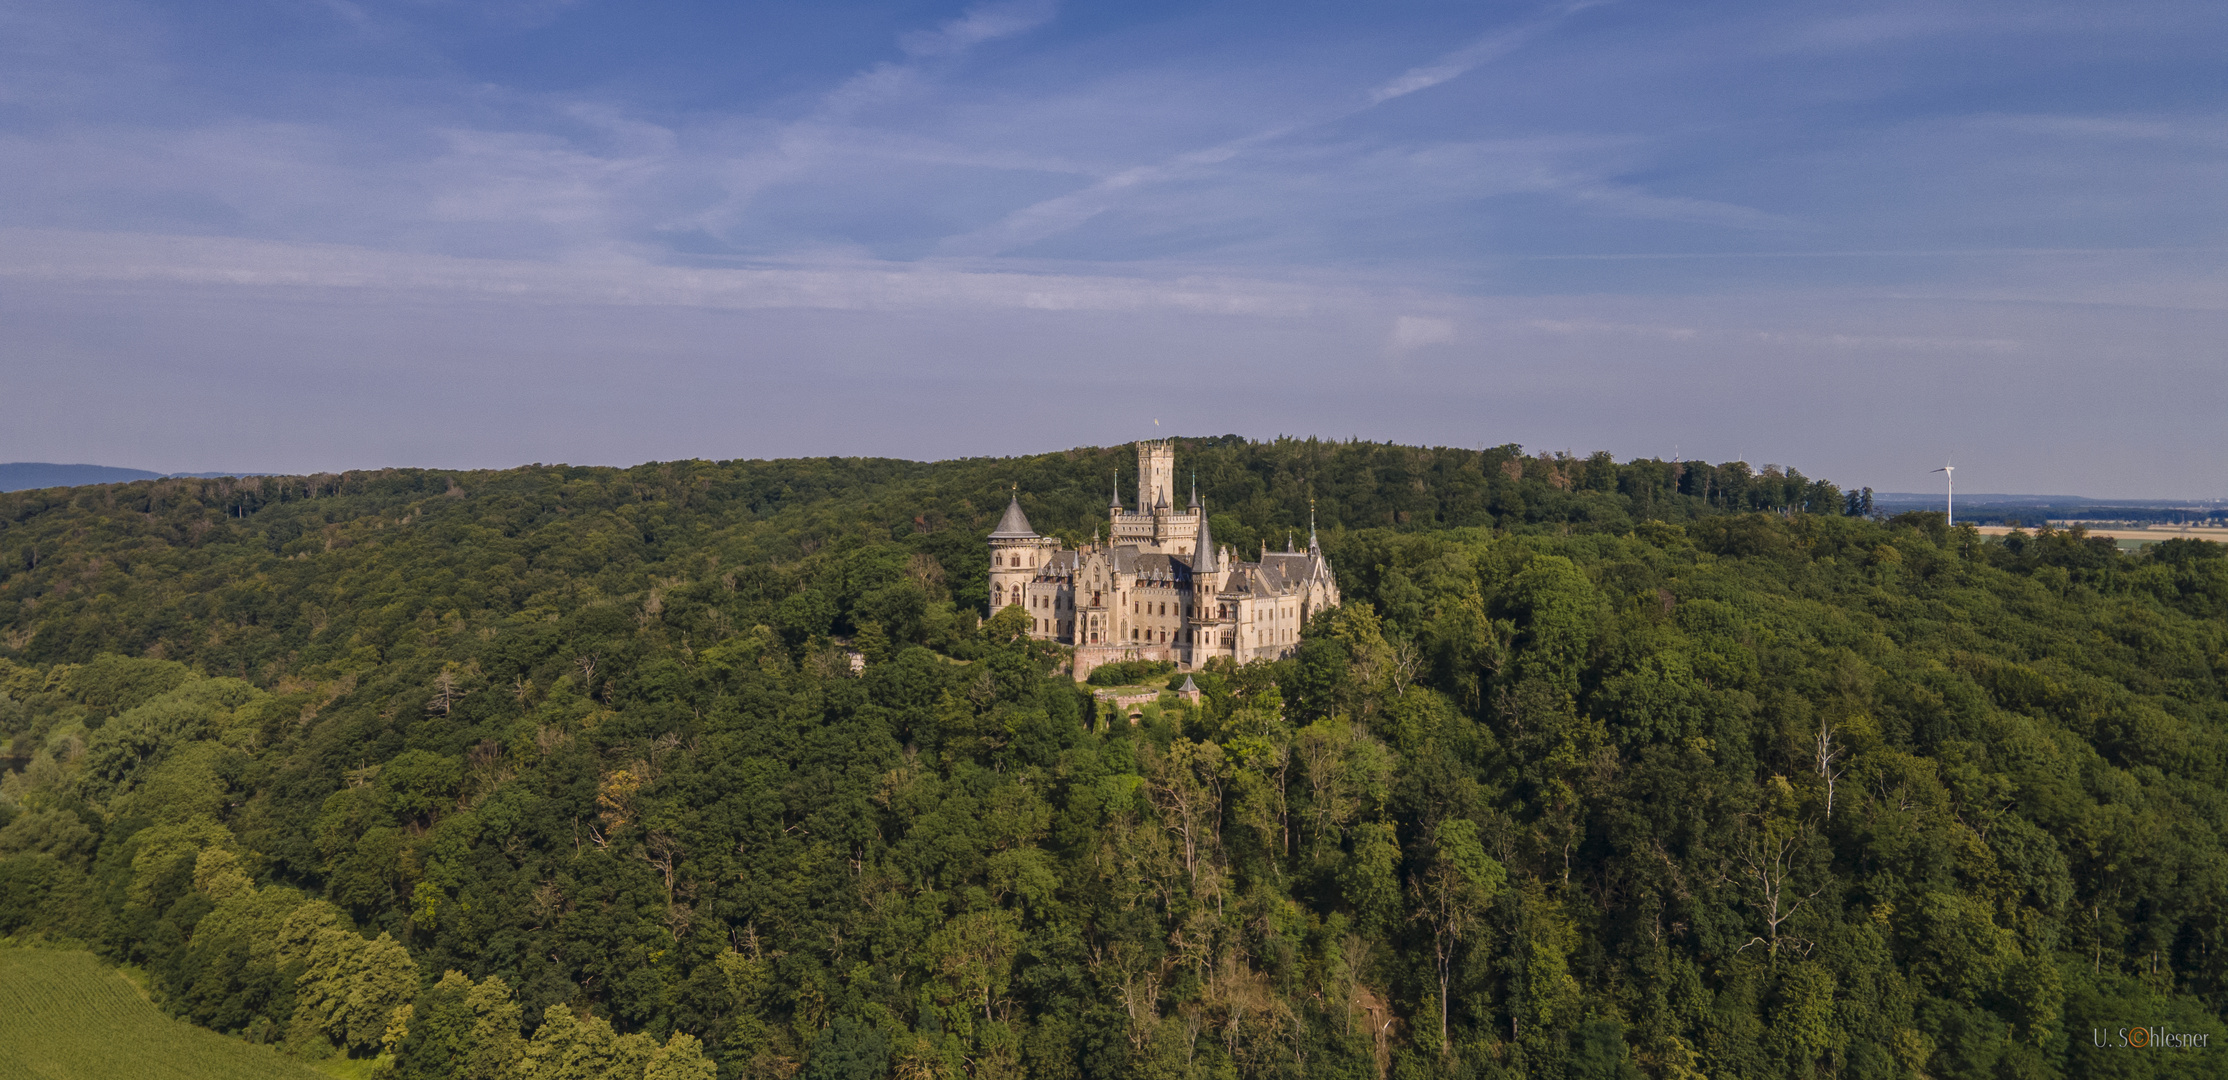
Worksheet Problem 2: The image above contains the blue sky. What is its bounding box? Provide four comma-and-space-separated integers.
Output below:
2, 0, 2223, 495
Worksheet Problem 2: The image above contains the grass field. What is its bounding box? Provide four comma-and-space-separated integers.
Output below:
0, 947, 329, 1080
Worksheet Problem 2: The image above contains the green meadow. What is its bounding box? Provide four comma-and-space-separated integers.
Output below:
0, 947, 326, 1080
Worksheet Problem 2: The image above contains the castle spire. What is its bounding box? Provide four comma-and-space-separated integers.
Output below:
1308, 497, 1319, 553
1110, 471, 1121, 510
1190, 472, 1199, 509
1192, 501, 1217, 572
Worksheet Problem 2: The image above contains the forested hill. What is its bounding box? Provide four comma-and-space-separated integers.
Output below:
0, 438, 2222, 1080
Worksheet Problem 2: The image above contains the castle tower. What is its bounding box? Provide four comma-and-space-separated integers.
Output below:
988, 492, 1051, 614
1138, 440, 1175, 512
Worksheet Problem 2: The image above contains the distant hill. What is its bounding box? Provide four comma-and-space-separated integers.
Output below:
1870, 490, 2228, 525
0, 463, 162, 492
1873, 491, 2092, 506
0, 463, 267, 493
1867, 491, 2217, 507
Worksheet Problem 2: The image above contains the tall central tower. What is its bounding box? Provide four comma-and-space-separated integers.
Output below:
1138, 440, 1176, 509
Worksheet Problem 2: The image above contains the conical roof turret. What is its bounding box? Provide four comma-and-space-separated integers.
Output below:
1192, 504, 1218, 572
990, 492, 1039, 538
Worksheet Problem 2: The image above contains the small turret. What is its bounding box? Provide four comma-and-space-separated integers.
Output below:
988, 487, 1047, 617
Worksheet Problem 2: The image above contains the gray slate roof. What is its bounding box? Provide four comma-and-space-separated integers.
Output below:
1213, 551, 1328, 598
1192, 507, 1218, 572
1258, 552, 1316, 585
990, 496, 1039, 538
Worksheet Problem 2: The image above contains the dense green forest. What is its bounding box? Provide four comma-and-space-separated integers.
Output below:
0, 438, 2220, 1080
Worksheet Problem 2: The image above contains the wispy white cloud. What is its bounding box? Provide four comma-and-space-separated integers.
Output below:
1367, 0, 1615, 102
1524, 315, 2022, 352
900, 0, 1057, 58
1752, 329, 2020, 353
1564, 183, 1797, 230
1769, 3, 2189, 54
1389, 315, 1455, 349
1527, 318, 1698, 340
0, 228, 1324, 315
930, 6, 1665, 257
1366, 28, 1534, 104
1773, 8, 1973, 52
1971, 113, 2228, 147
929, 125, 1300, 257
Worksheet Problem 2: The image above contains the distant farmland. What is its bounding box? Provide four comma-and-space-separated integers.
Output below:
0, 948, 327, 1080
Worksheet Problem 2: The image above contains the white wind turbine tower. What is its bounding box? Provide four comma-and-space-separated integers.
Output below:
1933, 461, 1955, 526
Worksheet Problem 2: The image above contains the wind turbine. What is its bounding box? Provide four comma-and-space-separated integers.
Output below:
1932, 461, 1955, 526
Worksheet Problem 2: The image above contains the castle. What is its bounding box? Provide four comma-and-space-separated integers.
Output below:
988, 440, 1340, 678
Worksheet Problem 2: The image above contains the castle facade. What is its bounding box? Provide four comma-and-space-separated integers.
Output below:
988, 441, 1339, 678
